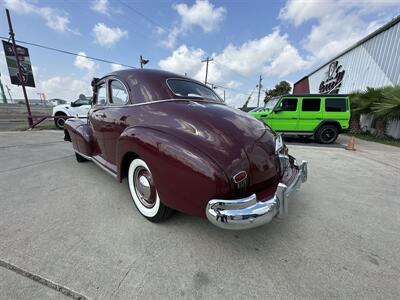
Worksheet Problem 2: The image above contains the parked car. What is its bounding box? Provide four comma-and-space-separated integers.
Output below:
249, 94, 350, 144
52, 98, 91, 129
63, 69, 308, 230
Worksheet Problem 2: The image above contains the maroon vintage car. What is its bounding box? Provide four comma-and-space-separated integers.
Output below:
64, 69, 307, 230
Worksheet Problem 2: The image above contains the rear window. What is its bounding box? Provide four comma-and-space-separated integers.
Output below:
302, 98, 321, 112
167, 79, 221, 101
325, 98, 347, 112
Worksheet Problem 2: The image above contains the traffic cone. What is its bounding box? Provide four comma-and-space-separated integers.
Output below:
345, 136, 356, 151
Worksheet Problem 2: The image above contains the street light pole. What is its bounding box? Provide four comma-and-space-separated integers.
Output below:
201, 57, 213, 85
5, 8, 33, 126
257, 75, 262, 107
140, 55, 149, 68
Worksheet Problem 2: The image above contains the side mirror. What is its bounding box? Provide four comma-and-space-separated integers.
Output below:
70, 101, 77, 107
274, 107, 283, 113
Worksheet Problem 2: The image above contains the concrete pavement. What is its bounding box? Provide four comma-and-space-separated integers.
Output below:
0, 131, 399, 299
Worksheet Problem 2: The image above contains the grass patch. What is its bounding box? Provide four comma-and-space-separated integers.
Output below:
345, 132, 400, 147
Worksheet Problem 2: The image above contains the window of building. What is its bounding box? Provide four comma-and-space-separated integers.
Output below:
325, 98, 347, 112
302, 98, 321, 111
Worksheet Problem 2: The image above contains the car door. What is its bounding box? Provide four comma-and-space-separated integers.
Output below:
102, 78, 130, 165
89, 82, 108, 158
299, 97, 322, 132
270, 97, 299, 131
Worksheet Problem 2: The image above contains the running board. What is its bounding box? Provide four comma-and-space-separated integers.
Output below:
75, 150, 118, 179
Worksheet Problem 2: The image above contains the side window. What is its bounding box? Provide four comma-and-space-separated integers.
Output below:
96, 84, 107, 105
280, 98, 298, 111
110, 80, 129, 105
302, 98, 321, 112
325, 98, 347, 112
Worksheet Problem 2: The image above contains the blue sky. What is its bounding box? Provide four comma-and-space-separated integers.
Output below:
1, 0, 399, 107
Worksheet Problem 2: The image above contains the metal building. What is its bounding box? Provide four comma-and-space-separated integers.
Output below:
293, 15, 400, 138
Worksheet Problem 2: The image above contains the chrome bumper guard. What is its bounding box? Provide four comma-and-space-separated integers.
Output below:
206, 158, 308, 230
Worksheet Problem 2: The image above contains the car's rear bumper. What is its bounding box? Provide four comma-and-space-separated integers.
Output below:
205, 157, 308, 230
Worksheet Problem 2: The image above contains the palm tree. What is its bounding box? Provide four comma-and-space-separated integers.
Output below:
372, 86, 400, 137
351, 87, 382, 134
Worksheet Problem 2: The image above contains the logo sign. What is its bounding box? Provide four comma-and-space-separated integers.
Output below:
2, 40, 35, 88
319, 61, 345, 94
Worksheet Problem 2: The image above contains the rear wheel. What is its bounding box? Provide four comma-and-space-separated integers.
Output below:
128, 158, 173, 222
316, 125, 339, 144
54, 113, 67, 129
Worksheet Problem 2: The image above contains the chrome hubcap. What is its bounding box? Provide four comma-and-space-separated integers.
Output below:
133, 167, 156, 208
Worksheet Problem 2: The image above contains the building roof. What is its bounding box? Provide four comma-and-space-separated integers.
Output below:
294, 14, 400, 85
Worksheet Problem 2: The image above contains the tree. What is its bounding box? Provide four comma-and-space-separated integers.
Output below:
350, 87, 381, 134
264, 81, 291, 102
350, 86, 400, 138
372, 86, 400, 137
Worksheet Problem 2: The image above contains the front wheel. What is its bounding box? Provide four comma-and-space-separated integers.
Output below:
54, 113, 67, 129
75, 152, 88, 162
316, 125, 339, 144
128, 158, 173, 222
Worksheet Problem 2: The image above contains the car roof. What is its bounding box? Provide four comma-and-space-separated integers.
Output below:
99, 68, 206, 86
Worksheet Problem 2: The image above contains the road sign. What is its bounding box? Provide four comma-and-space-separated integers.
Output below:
2, 40, 35, 87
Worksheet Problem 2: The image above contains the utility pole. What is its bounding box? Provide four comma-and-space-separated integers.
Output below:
257, 75, 262, 107
223, 90, 225, 102
6, 8, 33, 126
0, 72, 7, 103
201, 57, 213, 84
5, 85, 13, 103
140, 55, 149, 68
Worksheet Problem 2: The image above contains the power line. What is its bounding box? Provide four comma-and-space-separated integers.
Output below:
0, 36, 136, 69
117, 0, 167, 31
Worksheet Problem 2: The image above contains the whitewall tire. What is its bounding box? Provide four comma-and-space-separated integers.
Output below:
127, 158, 172, 222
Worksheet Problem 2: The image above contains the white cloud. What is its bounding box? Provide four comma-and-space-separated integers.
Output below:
280, 0, 400, 62
159, 0, 226, 48
91, 0, 110, 15
40, 76, 91, 100
92, 23, 128, 47
159, 29, 310, 107
174, 0, 226, 32
111, 63, 124, 71
74, 52, 97, 75
5, 0, 77, 33
215, 29, 309, 77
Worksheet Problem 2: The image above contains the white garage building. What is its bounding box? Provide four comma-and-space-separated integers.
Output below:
293, 15, 400, 138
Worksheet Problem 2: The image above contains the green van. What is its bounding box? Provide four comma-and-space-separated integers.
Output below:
249, 94, 350, 144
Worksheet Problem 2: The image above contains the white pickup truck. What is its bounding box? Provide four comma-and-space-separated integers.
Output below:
52, 99, 91, 129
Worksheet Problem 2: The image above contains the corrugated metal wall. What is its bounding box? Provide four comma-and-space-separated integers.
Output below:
307, 20, 400, 138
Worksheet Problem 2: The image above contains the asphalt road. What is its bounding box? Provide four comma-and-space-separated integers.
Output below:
0, 131, 399, 299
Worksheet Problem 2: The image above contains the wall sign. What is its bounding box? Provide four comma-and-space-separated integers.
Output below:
2, 40, 35, 88
319, 61, 345, 94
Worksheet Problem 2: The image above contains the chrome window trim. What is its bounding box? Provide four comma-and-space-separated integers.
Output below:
97, 98, 225, 109
108, 78, 130, 106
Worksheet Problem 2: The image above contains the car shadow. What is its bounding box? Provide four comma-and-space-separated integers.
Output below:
283, 135, 346, 149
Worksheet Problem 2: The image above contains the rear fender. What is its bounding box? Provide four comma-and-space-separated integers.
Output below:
64, 119, 94, 157
116, 126, 230, 217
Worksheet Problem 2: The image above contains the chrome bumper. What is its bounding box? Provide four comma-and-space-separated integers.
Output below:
206, 159, 308, 230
